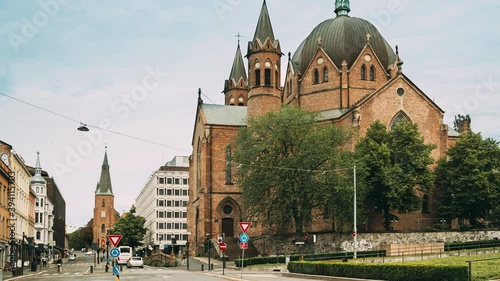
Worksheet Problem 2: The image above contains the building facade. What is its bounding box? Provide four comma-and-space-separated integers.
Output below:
188, 1, 461, 255
135, 156, 189, 253
0, 146, 14, 270
93, 149, 119, 250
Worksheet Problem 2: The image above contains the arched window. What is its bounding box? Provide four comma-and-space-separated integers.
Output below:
422, 195, 430, 213
238, 95, 244, 106
361, 65, 366, 80
225, 146, 232, 184
101, 224, 105, 233
390, 111, 411, 130
370, 66, 375, 81
36, 231, 41, 240
196, 140, 202, 188
275, 70, 279, 88
255, 69, 261, 86
314, 69, 319, 84
264, 69, 272, 86
102, 199, 105, 207
323, 67, 329, 82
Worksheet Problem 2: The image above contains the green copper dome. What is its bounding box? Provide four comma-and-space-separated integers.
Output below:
292, 15, 396, 74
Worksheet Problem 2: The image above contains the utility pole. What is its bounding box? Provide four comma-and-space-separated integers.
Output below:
353, 165, 357, 259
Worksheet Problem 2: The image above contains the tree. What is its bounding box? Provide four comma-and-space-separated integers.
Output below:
233, 106, 354, 233
109, 206, 147, 249
435, 132, 500, 226
355, 121, 435, 230
68, 224, 93, 250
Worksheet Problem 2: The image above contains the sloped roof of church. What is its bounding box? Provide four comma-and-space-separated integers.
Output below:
202, 104, 247, 126
95, 150, 113, 195
253, 0, 275, 43
448, 126, 460, 137
229, 44, 247, 83
318, 108, 350, 121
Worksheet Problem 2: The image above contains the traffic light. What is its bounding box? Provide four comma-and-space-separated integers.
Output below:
204, 239, 213, 252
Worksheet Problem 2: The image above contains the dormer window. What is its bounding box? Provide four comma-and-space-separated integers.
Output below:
361, 65, 366, 80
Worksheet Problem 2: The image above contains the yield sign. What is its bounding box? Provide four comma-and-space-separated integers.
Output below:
239, 222, 251, 233
108, 235, 123, 247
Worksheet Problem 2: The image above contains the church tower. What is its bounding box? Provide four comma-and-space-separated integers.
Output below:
93, 148, 119, 250
223, 42, 248, 106
246, 0, 283, 120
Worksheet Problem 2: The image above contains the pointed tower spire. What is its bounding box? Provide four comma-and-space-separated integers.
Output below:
31, 151, 46, 184
224, 42, 248, 106
96, 147, 113, 195
229, 44, 247, 84
335, 0, 351, 17
253, 0, 275, 43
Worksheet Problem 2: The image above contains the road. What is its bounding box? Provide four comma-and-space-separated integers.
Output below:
2, 254, 320, 281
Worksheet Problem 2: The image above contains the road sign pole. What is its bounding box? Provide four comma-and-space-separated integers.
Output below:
240, 248, 245, 279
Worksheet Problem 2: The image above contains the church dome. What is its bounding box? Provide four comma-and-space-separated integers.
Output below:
292, 14, 396, 74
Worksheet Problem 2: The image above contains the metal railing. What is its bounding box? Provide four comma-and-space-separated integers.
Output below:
466, 256, 500, 281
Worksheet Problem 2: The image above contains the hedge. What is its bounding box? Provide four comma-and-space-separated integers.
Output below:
288, 261, 468, 281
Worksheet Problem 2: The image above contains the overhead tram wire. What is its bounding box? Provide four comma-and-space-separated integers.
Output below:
0, 92, 355, 174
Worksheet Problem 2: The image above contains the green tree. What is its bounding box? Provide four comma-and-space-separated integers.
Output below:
109, 206, 147, 250
436, 132, 500, 226
233, 106, 354, 233
355, 121, 435, 230
68, 224, 93, 250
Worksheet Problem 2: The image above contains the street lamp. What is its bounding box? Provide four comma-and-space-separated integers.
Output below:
353, 165, 357, 259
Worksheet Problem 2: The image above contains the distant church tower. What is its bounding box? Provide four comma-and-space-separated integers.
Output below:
246, 0, 283, 120
93, 148, 119, 249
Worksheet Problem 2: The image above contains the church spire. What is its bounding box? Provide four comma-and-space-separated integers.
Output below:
253, 0, 275, 43
96, 147, 113, 195
335, 0, 351, 17
229, 43, 247, 84
31, 151, 46, 184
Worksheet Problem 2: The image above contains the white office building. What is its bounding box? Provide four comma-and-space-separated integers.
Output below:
135, 156, 189, 252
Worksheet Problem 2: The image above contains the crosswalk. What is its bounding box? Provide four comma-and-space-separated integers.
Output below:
40, 266, 176, 276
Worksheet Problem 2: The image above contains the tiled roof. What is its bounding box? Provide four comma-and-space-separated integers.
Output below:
202, 104, 247, 126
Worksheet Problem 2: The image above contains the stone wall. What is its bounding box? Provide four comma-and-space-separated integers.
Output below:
253, 231, 500, 256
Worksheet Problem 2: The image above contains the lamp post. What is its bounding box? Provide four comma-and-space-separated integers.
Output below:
353, 165, 357, 259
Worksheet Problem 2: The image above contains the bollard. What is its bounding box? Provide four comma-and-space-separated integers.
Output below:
201, 265, 204, 271
90, 265, 93, 273
57, 264, 62, 273
211, 263, 213, 270
120, 264, 123, 271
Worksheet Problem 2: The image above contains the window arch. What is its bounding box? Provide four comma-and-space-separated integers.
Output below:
370, 66, 375, 81
323, 67, 329, 82
313, 69, 319, 84
390, 111, 411, 129
101, 224, 105, 233
361, 65, 366, 80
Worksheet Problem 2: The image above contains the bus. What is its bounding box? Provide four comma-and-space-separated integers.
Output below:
117, 246, 132, 265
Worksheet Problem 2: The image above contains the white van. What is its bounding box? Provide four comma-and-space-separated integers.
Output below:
117, 246, 132, 265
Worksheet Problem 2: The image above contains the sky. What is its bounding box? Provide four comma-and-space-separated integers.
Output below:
1, 0, 499, 231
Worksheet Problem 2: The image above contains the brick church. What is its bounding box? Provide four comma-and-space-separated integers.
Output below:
187, 0, 460, 255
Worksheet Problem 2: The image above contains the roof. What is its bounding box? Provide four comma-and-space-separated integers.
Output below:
229, 44, 247, 83
202, 104, 247, 126
253, 0, 275, 43
292, 16, 395, 74
95, 150, 113, 195
448, 126, 460, 137
318, 108, 349, 121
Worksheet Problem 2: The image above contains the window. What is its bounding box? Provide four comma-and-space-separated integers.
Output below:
166, 223, 172, 229
390, 111, 411, 130
370, 66, 375, 81
167, 178, 173, 184
36, 231, 41, 240
182, 189, 188, 196
174, 212, 180, 218
101, 211, 106, 218
275, 70, 279, 88
183, 223, 187, 230
158, 177, 165, 184
157, 200, 165, 207
40, 198, 43, 207
101, 224, 105, 233
157, 188, 165, 196
35, 212, 39, 223
36, 187, 39, 193
182, 234, 188, 241
182, 178, 188, 185
314, 69, 319, 84
158, 211, 165, 218
264, 69, 271, 86
158, 222, 165, 229
174, 178, 180, 185
225, 146, 232, 184
255, 69, 261, 86
102, 199, 105, 207
167, 189, 172, 196
361, 65, 366, 80
174, 189, 180, 196
166, 200, 172, 207
174, 223, 180, 229
323, 67, 329, 82
36, 199, 39, 207
182, 212, 187, 218
182, 201, 187, 207
166, 212, 172, 218
174, 201, 180, 207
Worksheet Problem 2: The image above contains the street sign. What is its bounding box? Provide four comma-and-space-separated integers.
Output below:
220, 242, 227, 251
239, 242, 248, 249
110, 248, 120, 258
239, 233, 249, 243
113, 265, 120, 275
108, 235, 123, 247
353, 231, 357, 237
239, 222, 251, 233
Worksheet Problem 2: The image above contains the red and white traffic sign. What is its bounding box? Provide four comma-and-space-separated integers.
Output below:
353, 231, 357, 237
220, 242, 227, 251
108, 235, 123, 247
239, 222, 251, 233
239, 242, 248, 249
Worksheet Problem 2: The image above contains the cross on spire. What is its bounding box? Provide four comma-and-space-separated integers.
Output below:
235, 33, 243, 45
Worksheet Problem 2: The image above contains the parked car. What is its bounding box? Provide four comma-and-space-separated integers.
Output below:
85, 250, 94, 256
68, 254, 76, 261
126, 256, 143, 268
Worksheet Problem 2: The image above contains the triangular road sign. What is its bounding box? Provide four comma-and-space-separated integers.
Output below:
239, 222, 251, 233
108, 235, 122, 247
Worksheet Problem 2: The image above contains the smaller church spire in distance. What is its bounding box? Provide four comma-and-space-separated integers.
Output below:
335, 0, 351, 17
229, 43, 247, 84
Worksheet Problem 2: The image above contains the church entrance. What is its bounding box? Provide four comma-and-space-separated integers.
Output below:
222, 218, 234, 237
